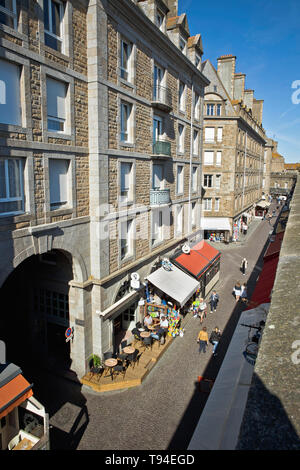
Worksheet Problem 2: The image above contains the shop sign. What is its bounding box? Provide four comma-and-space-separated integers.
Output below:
130, 272, 140, 289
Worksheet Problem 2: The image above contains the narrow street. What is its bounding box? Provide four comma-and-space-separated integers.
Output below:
30, 206, 278, 450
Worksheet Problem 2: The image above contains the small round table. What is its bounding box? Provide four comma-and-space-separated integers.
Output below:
104, 358, 118, 380
123, 346, 135, 355
140, 331, 150, 338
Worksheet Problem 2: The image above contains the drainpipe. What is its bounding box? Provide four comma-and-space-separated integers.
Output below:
242, 131, 247, 208
188, 78, 194, 235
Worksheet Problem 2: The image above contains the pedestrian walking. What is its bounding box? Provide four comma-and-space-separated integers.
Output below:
240, 257, 248, 275
197, 326, 208, 354
243, 223, 248, 235
233, 281, 242, 302
209, 327, 221, 356
241, 283, 248, 303
209, 290, 219, 313
198, 298, 207, 323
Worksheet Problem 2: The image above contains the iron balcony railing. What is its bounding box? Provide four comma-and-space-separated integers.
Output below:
152, 139, 171, 157
150, 188, 171, 205
152, 85, 172, 111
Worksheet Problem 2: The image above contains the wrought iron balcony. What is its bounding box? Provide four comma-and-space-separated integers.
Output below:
150, 188, 171, 205
152, 139, 171, 158
151, 85, 172, 112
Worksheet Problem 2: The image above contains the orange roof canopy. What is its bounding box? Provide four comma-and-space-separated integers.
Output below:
0, 374, 33, 420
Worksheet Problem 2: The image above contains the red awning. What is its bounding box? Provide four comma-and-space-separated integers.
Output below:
0, 374, 33, 420
246, 255, 279, 310
264, 232, 284, 261
172, 241, 221, 280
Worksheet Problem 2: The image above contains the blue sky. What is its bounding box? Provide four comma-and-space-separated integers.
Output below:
178, 0, 300, 163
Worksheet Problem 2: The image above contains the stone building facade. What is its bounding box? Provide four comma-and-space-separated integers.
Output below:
0, 0, 208, 377
201, 55, 267, 241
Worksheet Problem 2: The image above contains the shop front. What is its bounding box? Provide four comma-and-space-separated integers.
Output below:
171, 240, 221, 298
255, 200, 270, 218
145, 262, 200, 337
201, 217, 231, 243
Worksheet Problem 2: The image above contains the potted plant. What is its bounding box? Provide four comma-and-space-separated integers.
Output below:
89, 354, 102, 373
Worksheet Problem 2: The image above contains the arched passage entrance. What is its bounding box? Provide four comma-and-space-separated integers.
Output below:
0, 249, 73, 373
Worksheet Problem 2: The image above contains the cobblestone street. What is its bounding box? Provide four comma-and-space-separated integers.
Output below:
29, 207, 278, 450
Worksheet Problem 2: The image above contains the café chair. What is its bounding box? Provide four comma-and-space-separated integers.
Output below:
126, 349, 140, 369
141, 336, 153, 351
113, 363, 127, 380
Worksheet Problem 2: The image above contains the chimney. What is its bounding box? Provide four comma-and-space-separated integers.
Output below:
244, 89, 254, 111
165, 0, 178, 17
217, 54, 236, 98
233, 73, 245, 101
252, 99, 264, 125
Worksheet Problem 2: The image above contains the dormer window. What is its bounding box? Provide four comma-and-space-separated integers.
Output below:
179, 36, 186, 54
195, 54, 201, 68
156, 9, 164, 30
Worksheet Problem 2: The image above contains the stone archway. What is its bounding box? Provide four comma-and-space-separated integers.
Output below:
0, 245, 88, 378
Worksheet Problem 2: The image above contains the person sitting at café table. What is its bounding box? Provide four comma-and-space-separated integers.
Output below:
143, 313, 153, 330
150, 316, 169, 340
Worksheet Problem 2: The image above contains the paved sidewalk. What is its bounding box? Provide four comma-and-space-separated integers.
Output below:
28, 206, 280, 450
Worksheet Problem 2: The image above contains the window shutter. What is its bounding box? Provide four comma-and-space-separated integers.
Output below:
0, 59, 21, 126
47, 77, 66, 119
49, 159, 69, 206
205, 127, 214, 141
153, 164, 163, 189
204, 151, 214, 165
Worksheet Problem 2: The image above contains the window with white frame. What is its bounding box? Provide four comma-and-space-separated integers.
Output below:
176, 204, 183, 235
120, 101, 133, 143
215, 174, 221, 189
120, 218, 133, 259
193, 129, 199, 155
120, 161, 133, 201
46, 76, 67, 133
216, 151, 222, 166
217, 127, 223, 142
178, 123, 184, 153
194, 92, 200, 120
192, 166, 198, 192
153, 64, 164, 101
191, 201, 196, 227
0, 0, 18, 29
153, 114, 163, 144
49, 158, 70, 210
120, 38, 132, 82
216, 103, 221, 116
203, 198, 212, 211
215, 198, 220, 212
0, 59, 22, 126
152, 163, 164, 190
176, 165, 184, 194
44, 0, 65, 53
0, 157, 24, 215
206, 103, 214, 115
179, 81, 185, 112
152, 209, 163, 243
203, 151, 214, 165
203, 174, 213, 188
204, 127, 214, 142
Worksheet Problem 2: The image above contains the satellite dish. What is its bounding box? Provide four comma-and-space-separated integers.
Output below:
182, 243, 190, 254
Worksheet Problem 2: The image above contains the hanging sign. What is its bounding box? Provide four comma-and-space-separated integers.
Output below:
130, 272, 140, 289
